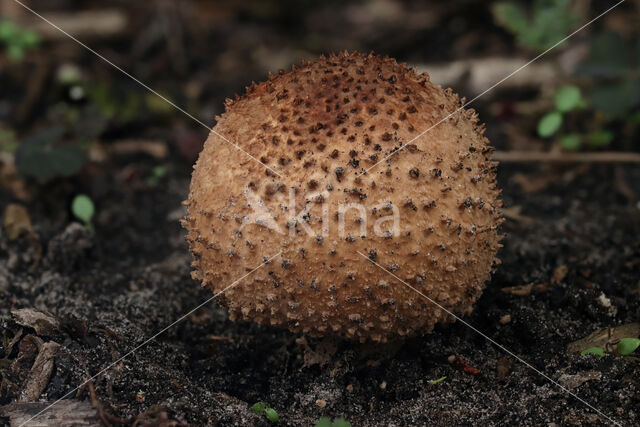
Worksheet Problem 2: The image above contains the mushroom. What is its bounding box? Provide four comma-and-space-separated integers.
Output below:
183, 52, 503, 342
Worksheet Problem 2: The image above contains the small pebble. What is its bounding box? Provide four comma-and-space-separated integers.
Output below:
499, 314, 511, 325
379, 381, 387, 390
315, 399, 327, 408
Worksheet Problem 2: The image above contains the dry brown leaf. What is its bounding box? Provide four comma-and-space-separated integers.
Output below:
551, 265, 569, 284
3, 203, 34, 241
501, 283, 550, 296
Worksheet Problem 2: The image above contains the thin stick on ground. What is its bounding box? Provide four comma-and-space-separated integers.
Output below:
493, 150, 640, 163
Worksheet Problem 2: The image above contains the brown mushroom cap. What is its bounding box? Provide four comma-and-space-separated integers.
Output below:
183, 52, 502, 342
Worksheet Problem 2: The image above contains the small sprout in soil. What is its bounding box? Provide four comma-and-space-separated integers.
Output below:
71, 194, 95, 227
264, 407, 279, 423
555, 86, 583, 113
315, 417, 351, 427
251, 402, 267, 415
617, 338, 640, 356
146, 165, 167, 186
429, 376, 447, 385
537, 111, 563, 138
580, 337, 640, 359
581, 347, 605, 357
135, 391, 146, 402
252, 402, 279, 422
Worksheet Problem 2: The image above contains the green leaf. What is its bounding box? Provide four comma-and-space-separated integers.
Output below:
559, 134, 581, 151
0, 20, 17, 40
265, 407, 279, 423
251, 402, 267, 415
6, 43, 24, 62
0, 128, 18, 153
71, 194, 95, 225
20, 29, 40, 47
586, 130, 613, 147
315, 418, 332, 427
429, 376, 447, 385
581, 347, 605, 357
51, 145, 86, 176
579, 31, 629, 77
331, 417, 351, 427
15, 127, 65, 180
555, 86, 582, 112
537, 112, 563, 138
492, 3, 528, 35
617, 338, 640, 355
591, 82, 638, 118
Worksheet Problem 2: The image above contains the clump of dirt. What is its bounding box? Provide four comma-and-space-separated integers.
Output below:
1, 163, 639, 426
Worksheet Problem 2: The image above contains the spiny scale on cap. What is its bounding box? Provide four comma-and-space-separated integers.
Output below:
183, 52, 503, 342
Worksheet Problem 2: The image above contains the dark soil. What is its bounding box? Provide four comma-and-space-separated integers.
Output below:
1, 161, 639, 426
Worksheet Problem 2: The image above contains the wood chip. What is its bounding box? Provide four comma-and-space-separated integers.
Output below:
19, 341, 60, 402
558, 371, 601, 390
3, 204, 34, 241
496, 356, 513, 381
11, 309, 61, 337
0, 400, 99, 426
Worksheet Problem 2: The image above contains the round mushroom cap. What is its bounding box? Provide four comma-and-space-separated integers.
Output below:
184, 52, 502, 342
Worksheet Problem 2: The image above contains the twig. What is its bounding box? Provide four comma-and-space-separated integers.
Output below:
493, 150, 640, 163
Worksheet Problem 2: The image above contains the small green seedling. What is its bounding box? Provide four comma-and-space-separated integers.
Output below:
617, 338, 640, 356
580, 332, 640, 360
537, 111, 563, 138
581, 347, 605, 357
264, 408, 279, 423
492, 0, 577, 52
146, 165, 167, 186
71, 194, 95, 227
252, 402, 279, 423
0, 19, 40, 62
535, 85, 612, 151
537, 85, 585, 139
315, 417, 351, 427
252, 402, 267, 415
429, 376, 447, 385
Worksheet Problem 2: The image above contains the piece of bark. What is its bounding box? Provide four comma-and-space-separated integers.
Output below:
0, 400, 100, 426
11, 309, 60, 338
19, 342, 60, 402
26, 10, 127, 41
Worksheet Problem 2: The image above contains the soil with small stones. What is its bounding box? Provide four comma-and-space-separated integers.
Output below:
1, 162, 639, 426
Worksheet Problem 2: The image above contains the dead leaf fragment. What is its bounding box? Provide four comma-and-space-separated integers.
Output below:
19, 341, 60, 402
496, 356, 513, 381
551, 265, 568, 284
4, 204, 34, 240
448, 355, 480, 375
12, 308, 61, 337
558, 371, 601, 390
567, 323, 640, 354
295, 336, 337, 368
501, 283, 549, 296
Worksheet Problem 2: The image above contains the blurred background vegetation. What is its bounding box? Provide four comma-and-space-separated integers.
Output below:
0, 0, 638, 197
